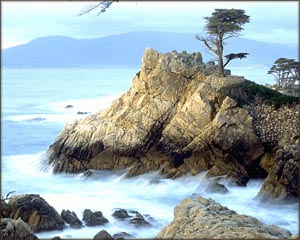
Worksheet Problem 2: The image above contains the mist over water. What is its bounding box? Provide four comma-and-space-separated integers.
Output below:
2, 67, 298, 238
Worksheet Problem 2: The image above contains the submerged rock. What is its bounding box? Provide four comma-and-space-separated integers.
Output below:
7, 194, 64, 232
157, 196, 292, 239
82, 209, 109, 226
1, 218, 38, 240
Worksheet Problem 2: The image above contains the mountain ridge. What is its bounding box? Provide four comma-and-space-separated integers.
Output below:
2, 31, 298, 67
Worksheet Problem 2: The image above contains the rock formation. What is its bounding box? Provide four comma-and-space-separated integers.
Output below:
48, 48, 263, 185
3, 194, 64, 232
157, 196, 292, 239
47, 48, 299, 201
1, 218, 38, 240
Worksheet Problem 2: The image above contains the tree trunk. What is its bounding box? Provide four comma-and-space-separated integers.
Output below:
217, 39, 225, 77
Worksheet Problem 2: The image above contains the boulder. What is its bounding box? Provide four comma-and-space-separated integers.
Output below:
7, 194, 64, 232
1, 218, 38, 240
112, 209, 129, 219
83, 209, 108, 226
61, 209, 83, 229
157, 196, 292, 239
112, 232, 133, 239
93, 230, 113, 240
127, 211, 151, 226
47, 48, 264, 185
205, 180, 229, 194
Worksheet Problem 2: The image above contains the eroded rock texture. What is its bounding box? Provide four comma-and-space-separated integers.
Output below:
157, 196, 292, 239
48, 48, 263, 186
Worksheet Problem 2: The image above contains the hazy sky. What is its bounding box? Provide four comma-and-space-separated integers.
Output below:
2, 1, 299, 49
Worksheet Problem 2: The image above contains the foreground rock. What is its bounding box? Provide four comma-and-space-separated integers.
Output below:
83, 209, 109, 226
3, 194, 64, 232
157, 196, 292, 239
1, 218, 38, 240
93, 230, 113, 240
48, 48, 264, 186
61, 209, 83, 229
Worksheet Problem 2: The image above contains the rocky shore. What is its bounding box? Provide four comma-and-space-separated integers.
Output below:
47, 48, 299, 203
1, 193, 297, 239
3, 48, 298, 239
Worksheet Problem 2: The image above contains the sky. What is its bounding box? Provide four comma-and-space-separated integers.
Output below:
1, 1, 299, 49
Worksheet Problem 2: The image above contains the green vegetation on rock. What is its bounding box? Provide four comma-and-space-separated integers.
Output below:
219, 79, 299, 108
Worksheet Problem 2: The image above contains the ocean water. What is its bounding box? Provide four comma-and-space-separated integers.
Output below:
1, 66, 297, 238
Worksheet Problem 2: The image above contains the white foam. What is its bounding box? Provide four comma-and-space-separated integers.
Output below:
3, 93, 123, 124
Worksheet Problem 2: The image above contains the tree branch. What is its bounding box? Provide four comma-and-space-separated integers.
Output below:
195, 35, 218, 55
77, 1, 116, 16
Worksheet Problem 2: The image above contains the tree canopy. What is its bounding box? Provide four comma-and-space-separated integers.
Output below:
196, 9, 250, 76
268, 58, 300, 89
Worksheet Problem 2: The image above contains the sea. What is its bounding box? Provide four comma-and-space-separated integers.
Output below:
1, 65, 298, 238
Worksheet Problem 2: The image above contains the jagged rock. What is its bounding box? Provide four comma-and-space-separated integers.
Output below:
256, 146, 299, 202
128, 211, 151, 226
82, 209, 108, 226
93, 230, 113, 240
61, 209, 83, 229
51, 237, 62, 240
205, 180, 229, 194
112, 232, 133, 239
112, 209, 129, 219
7, 194, 64, 232
1, 199, 12, 218
1, 218, 38, 240
157, 196, 292, 239
47, 48, 264, 185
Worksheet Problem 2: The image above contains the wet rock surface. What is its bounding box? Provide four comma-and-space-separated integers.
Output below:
82, 209, 109, 226
5, 194, 64, 233
61, 209, 83, 229
157, 196, 292, 239
1, 218, 38, 240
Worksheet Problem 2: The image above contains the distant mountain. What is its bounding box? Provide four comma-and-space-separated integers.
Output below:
2, 31, 298, 67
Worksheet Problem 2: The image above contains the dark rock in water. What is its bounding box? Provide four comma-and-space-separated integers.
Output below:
83, 209, 108, 226
129, 217, 151, 226
51, 237, 62, 240
112, 232, 133, 239
61, 209, 83, 229
112, 209, 129, 219
7, 194, 65, 232
65, 105, 73, 109
127, 211, 151, 226
205, 180, 229, 194
1, 218, 38, 240
77, 111, 90, 115
30, 117, 46, 122
93, 230, 113, 240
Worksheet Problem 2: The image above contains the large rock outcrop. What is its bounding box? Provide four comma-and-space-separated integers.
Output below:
157, 196, 292, 239
47, 48, 264, 185
3, 194, 65, 233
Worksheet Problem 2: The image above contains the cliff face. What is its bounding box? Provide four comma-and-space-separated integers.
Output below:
48, 48, 264, 185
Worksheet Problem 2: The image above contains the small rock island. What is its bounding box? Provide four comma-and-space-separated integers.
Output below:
47, 48, 299, 203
